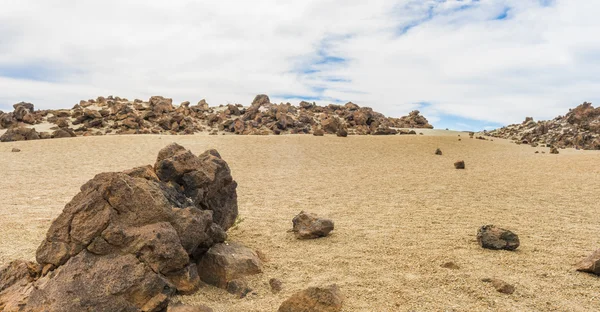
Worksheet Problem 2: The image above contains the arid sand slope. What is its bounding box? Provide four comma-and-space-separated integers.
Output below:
1, 133, 600, 311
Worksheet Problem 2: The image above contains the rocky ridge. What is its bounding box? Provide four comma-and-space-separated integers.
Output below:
0, 95, 432, 142
485, 102, 600, 150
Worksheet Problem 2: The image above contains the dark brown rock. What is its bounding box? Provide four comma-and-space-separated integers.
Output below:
197, 242, 262, 289
576, 249, 600, 275
454, 160, 465, 169
252, 94, 271, 106
435, 148, 442, 155
292, 211, 334, 239
154, 143, 238, 230
0, 127, 40, 142
477, 225, 520, 251
226, 279, 252, 298
336, 128, 348, 137
51, 128, 77, 139
11, 148, 20, 153
0, 260, 39, 294
278, 284, 343, 312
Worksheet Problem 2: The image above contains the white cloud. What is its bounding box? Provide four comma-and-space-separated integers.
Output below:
0, 0, 598, 128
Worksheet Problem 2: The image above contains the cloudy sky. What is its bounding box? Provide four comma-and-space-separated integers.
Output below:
0, 0, 597, 130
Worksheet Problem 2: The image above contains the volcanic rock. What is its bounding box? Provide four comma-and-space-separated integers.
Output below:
488, 102, 600, 150
154, 144, 238, 230
51, 128, 77, 139
435, 148, 442, 155
454, 160, 465, 169
292, 211, 334, 239
576, 249, 600, 275
197, 242, 263, 289
0, 127, 40, 142
226, 279, 252, 298
477, 225, 520, 251
0, 144, 237, 311
278, 284, 343, 312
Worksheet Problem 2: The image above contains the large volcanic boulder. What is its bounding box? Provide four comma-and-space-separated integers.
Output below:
320, 116, 340, 134
0, 144, 238, 311
12, 102, 36, 124
396, 110, 433, 129
252, 94, 270, 106
150, 96, 175, 114
0, 127, 40, 142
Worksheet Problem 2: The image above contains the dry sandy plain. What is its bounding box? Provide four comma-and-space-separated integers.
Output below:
1, 132, 600, 311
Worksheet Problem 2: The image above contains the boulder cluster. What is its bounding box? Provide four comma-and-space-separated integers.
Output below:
0, 95, 433, 142
0, 144, 343, 311
0, 143, 242, 311
486, 102, 600, 150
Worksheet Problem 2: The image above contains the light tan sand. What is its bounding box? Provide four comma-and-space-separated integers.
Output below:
1, 134, 600, 311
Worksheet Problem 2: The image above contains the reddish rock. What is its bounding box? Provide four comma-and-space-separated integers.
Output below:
576, 249, 600, 275
278, 284, 343, 312
197, 242, 263, 289
292, 211, 334, 239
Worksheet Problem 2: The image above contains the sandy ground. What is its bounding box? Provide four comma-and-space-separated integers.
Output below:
1, 132, 600, 311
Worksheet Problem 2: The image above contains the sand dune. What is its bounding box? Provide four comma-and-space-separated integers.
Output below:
1, 133, 600, 311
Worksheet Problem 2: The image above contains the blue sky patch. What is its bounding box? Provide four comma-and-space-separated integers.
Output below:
495, 7, 510, 20
0, 61, 81, 83
433, 114, 503, 131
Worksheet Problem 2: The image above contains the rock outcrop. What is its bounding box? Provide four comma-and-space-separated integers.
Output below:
487, 102, 600, 150
0, 95, 433, 139
0, 143, 239, 311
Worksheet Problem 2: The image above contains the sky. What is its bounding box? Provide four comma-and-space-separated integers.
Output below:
0, 0, 598, 131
